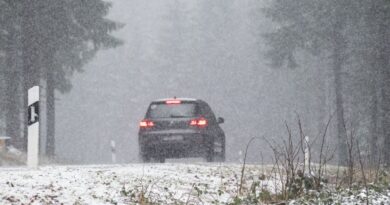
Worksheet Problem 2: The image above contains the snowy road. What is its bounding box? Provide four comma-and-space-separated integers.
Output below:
0, 163, 276, 204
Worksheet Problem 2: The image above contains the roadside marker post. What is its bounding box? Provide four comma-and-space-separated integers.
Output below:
27, 86, 40, 168
304, 136, 310, 174
111, 140, 116, 164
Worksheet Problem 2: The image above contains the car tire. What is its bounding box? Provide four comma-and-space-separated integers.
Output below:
214, 149, 225, 162
219, 138, 226, 162
212, 137, 226, 162
205, 143, 215, 162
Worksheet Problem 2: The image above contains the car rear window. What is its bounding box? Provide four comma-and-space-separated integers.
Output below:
147, 102, 198, 118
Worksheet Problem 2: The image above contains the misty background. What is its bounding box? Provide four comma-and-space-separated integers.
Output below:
1, 0, 388, 165
55, 0, 331, 163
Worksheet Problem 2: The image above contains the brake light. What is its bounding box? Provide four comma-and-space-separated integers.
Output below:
166, 100, 181, 104
140, 119, 154, 128
198, 119, 207, 126
190, 117, 208, 128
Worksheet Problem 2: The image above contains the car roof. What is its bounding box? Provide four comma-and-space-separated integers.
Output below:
152, 97, 199, 103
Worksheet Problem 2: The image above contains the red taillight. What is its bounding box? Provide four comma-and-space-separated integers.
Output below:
190, 117, 208, 128
190, 120, 197, 126
166, 100, 181, 104
140, 120, 154, 128
198, 119, 207, 126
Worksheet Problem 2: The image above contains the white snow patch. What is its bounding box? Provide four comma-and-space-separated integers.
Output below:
0, 163, 277, 204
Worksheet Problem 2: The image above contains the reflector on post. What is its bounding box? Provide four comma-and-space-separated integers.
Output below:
27, 86, 39, 168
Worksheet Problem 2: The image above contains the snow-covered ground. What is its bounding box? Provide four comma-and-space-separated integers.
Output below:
1, 163, 389, 204
0, 163, 277, 204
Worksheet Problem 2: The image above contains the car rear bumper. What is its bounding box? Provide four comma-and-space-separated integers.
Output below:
139, 130, 211, 158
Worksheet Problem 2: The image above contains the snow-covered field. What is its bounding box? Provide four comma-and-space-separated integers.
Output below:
0, 163, 276, 204
1, 163, 390, 205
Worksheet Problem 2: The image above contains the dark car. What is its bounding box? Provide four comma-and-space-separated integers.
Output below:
138, 98, 225, 163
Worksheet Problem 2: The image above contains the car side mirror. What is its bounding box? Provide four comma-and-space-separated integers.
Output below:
217, 117, 224, 124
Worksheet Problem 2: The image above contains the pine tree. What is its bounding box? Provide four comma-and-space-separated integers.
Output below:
263, 0, 354, 165
46, 0, 123, 156
263, 0, 390, 165
346, 0, 390, 165
1, 1, 25, 150
371, 0, 390, 166
18, 0, 122, 156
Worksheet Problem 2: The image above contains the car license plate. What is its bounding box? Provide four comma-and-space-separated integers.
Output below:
163, 135, 183, 141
